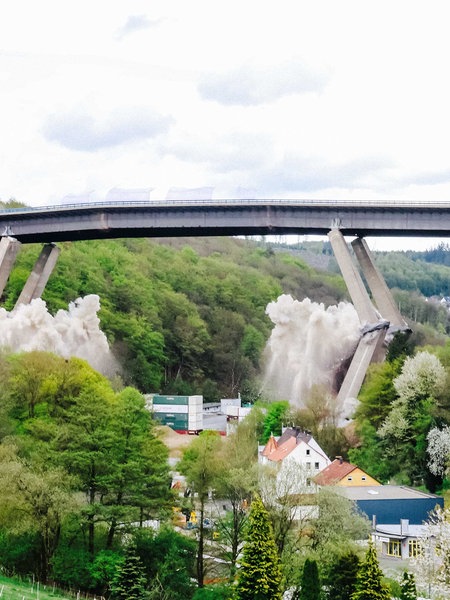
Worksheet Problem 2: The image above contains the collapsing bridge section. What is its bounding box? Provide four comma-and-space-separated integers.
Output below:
328, 229, 409, 415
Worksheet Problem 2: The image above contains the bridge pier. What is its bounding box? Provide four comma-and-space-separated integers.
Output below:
0, 236, 21, 297
328, 229, 407, 418
15, 243, 61, 308
328, 229, 378, 324
336, 325, 387, 415
351, 237, 407, 329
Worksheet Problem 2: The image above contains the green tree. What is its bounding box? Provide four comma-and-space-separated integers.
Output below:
8, 350, 60, 418
55, 382, 115, 555
192, 585, 234, 599
214, 419, 259, 577
311, 489, 370, 566
135, 527, 196, 600
100, 387, 171, 548
399, 571, 417, 600
235, 495, 282, 600
261, 401, 290, 443
326, 550, 360, 600
351, 540, 389, 600
0, 441, 76, 581
378, 351, 446, 487
299, 558, 320, 600
178, 431, 223, 587
111, 542, 148, 600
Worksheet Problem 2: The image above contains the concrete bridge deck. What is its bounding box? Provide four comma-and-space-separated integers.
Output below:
1, 198, 450, 243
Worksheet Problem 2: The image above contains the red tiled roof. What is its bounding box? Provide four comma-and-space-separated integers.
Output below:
265, 436, 297, 462
262, 434, 278, 457
261, 427, 317, 463
314, 459, 358, 485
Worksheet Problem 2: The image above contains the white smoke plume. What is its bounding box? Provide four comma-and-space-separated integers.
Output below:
0, 294, 117, 375
264, 294, 361, 409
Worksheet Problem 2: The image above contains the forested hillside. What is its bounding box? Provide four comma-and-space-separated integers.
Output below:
2, 237, 347, 401
279, 239, 450, 335
289, 239, 450, 298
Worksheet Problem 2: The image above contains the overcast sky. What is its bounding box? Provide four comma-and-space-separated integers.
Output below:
1, 1, 450, 250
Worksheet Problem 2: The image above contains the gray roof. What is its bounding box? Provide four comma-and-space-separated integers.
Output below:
277, 427, 312, 446
335, 485, 441, 501
375, 523, 426, 538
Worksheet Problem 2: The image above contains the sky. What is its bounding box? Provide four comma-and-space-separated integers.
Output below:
1, 1, 450, 250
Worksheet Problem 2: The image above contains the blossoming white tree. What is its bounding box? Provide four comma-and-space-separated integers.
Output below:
413, 506, 450, 599
427, 426, 450, 478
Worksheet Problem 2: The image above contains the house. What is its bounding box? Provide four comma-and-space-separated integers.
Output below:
373, 520, 425, 559
314, 457, 381, 487
259, 427, 331, 474
259, 427, 331, 499
440, 296, 450, 310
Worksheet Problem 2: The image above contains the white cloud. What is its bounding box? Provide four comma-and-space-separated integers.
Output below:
114, 14, 164, 40
198, 60, 329, 106
42, 106, 174, 152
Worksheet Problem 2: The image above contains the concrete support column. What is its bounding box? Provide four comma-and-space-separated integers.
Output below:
15, 243, 60, 308
337, 328, 387, 407
351, 237, 407, 328
0, 236, 21, 297
328, 229, 378, 324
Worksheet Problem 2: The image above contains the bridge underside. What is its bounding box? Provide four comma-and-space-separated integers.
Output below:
1, 201, 450, 243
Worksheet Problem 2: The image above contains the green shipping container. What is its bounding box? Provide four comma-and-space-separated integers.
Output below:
153, 395, 189, 406
155, 414, 189, 428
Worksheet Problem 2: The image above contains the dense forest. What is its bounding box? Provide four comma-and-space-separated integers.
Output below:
2, 236, 348, 401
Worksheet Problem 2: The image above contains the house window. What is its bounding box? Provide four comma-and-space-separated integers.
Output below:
306, 449, 310, 455
408, 540, 421, 558
387, 540, 401, 557
314, 462, 320, 470
306, 462, 311, 470
361, 476, 366, 481
347, 476, 352, 481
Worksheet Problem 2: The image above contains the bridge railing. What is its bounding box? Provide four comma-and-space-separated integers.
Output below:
3, 197, 450, 214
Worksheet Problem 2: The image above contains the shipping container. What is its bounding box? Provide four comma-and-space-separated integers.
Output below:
153, 404, 189, 414
154, 414, 189, 427
153, 395, 190, 405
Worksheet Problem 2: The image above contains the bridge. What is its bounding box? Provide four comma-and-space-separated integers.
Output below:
1, 198, 450, 243
1, 197, 448, 421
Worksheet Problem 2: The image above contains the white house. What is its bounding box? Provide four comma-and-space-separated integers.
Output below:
259, 427, 331, 498
259, 427, 330, 472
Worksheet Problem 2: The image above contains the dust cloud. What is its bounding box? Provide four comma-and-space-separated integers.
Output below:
0, 294, 117, 375
264, 294, 361, 409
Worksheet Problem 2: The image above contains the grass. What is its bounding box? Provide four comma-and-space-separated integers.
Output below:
0, 576, 87, 600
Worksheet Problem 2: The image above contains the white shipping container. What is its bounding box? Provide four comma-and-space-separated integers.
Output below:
189, 395, 203, 405
221, 398, 241, 411
188, 414, 203, 422
152, 404, 189, 414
